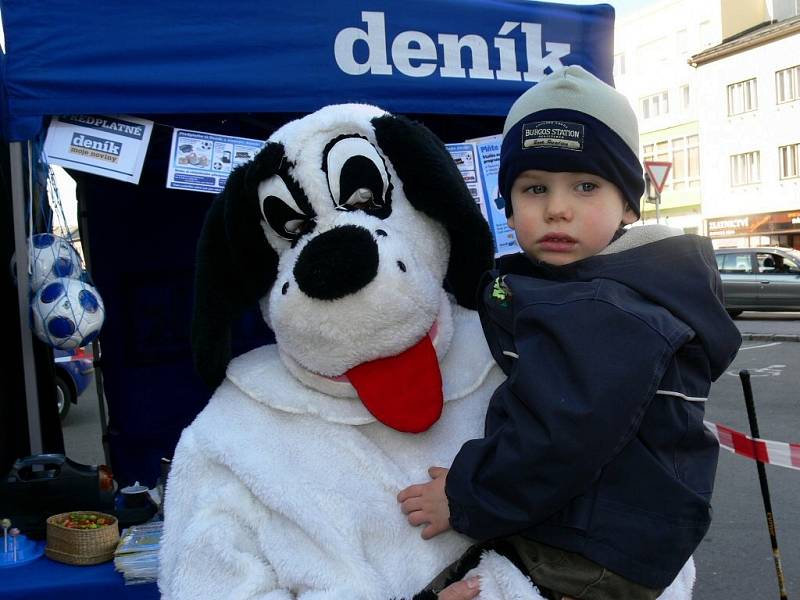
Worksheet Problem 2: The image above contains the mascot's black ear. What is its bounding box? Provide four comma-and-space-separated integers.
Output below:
372, 115, 494, 309
191, 143, 284, 390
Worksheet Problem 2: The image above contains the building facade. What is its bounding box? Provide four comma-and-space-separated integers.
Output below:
615, 0, 800, 249
691, 9, 800, 249
614, 0, 722, 233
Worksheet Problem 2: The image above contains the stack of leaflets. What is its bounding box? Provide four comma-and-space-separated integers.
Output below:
114, 520, 163, 585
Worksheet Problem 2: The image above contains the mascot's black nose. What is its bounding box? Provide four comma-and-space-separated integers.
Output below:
293, 225, 379, 300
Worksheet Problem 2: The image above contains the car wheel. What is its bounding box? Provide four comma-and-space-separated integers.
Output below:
727, 309, 743, 319
55, 375, 73, 420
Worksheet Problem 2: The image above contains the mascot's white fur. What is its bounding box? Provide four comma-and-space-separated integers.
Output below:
159, 104, 695, 600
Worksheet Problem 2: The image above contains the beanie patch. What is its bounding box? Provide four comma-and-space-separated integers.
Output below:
522, 121, 584, 152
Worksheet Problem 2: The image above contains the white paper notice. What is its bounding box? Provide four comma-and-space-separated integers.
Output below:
445, 143, 488, 222
472, 135, 520, 257
447, 137, 520, 258
43, 115, 153, 184
166, 128, 265, 194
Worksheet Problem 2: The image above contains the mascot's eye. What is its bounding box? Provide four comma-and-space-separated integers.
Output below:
324, 136, 390, 215
258, 176, 314, 241
343, 187, 376, 210
284, 218, 309, 236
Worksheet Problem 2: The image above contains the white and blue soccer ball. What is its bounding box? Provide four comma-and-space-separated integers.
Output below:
31, 277, 105, 350
30, 233, 82, 293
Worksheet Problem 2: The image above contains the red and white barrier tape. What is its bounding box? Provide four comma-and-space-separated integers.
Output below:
705, 421, 800, 471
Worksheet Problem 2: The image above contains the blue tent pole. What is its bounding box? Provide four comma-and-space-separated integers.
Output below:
10, 141, 43, 456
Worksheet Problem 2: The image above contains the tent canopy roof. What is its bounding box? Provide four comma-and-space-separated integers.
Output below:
0, 0, 614, 141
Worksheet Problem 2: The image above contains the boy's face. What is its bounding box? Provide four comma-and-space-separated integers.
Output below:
508, 170, 637, 266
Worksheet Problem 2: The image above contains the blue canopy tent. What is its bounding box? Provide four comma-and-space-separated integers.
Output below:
0, 0, 615, 486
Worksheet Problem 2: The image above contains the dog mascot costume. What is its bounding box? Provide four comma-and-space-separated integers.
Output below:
159, 104, 696, 600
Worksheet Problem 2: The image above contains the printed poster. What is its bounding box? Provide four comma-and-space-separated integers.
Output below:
445, 143, 489, 223
166, 128, 265, 194
471, 135, 520, 257
43, 115, 153, 184
448, 137, 520, 258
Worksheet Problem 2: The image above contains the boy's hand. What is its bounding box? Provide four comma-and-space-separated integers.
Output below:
397, 467, 451, 539
438, 576, 480, 600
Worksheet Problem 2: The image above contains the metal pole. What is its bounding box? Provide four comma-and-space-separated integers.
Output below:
655, 189, 661, 224
739, 370, 789, 600
10, 142, 43, 455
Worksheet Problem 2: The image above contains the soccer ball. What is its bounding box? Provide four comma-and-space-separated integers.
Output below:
30, 233, 82, 292
31, 277, 105, 350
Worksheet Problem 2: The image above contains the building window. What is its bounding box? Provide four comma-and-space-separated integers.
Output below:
676, 29, 688, 55
655, 141, 670, 162
642, 135, 700, 192
776, 65, 800, 103
773, 0, 800, 20
669, 135, 700, 191
730, 151, 760, 186
699, 20, 714, 47
779, 143, 800, 179
687, 135, 700, 188
641, 91, 669, 119
614, 53, 626, 78
672, 138, 685, 190
680, 84, 690, 110
727, 78, 758, 115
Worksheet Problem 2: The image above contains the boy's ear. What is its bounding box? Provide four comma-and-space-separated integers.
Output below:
621, 206, 638, 225
507, 214, 516, 230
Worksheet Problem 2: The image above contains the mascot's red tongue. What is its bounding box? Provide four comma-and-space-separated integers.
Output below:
346, 334, 442, 433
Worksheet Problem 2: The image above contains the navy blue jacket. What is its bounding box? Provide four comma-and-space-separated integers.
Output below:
445, 233, 741, 589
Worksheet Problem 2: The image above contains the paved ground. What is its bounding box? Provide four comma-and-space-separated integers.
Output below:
735, 311, 800, 340
61, 378, 106, 466
695, 340, 800, 599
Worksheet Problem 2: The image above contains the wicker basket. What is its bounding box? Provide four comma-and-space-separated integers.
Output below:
45, 511, 120, 565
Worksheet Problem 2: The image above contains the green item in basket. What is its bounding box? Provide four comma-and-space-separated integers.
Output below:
62, 512, 114, 529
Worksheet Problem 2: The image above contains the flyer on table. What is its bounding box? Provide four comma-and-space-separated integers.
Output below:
166, 128, 265, 194
43, 115, 154, 184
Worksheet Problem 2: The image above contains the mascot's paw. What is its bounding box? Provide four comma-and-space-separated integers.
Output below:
465, 550, 545, 600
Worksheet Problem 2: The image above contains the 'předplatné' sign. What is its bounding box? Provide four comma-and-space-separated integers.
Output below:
43, 115, 153, 184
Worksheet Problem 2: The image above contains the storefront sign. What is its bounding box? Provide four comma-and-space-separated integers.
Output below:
706, 211, 800, 237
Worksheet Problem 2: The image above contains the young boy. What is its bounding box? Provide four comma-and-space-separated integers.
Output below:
398, 66, 742, 600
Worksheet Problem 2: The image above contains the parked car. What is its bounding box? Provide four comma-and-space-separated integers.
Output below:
53, 346, 94, 419
714, 246, 800, 317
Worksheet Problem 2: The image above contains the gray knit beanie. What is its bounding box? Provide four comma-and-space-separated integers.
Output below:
498, 65, 643, 218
